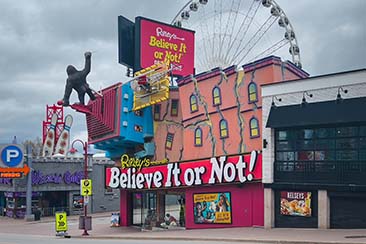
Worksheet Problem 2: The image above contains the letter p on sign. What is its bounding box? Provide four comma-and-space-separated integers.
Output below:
7, 150, 19, 162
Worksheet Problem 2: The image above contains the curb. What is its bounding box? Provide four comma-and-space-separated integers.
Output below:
67, 235, 366, 244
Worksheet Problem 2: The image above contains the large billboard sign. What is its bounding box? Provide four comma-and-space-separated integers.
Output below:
106, 151, 262, 190
135, 17, 195, 77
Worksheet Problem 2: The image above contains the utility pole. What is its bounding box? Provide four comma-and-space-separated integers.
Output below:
25, 144, 34, 221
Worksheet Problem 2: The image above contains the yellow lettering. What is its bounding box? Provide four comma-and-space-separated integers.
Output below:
149, 36, 157, 47
120, 154, 169, 170
120, 154, 130, 169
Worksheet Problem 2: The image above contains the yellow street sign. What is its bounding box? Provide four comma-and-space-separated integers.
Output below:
55, 212, 68, 232
81, 179, 92, 196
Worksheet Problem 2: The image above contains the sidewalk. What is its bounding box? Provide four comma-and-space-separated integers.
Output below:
1, 213, 365, 244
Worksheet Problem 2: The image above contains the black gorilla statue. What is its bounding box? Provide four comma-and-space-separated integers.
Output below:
61, 52, 96, 106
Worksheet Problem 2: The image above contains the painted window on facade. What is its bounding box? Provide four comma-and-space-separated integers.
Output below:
154, 104, 161, 120
212, 87, 222, 106
166, 133, 174, 150
275, 125, 366, 182
250, 117, 260, 138
190, 94, 198, 112
248, 82, 258, 103
220, 119, 228, 138
195, 127, 202, 146
171, 99, 179, 116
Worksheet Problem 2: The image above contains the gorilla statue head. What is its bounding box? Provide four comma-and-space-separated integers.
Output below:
66, 65, 77, 76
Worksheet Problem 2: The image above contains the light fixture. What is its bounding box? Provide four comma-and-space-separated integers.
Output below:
301, 91, 313, 106
271, 96, 282, 108
336, 86, 348, 102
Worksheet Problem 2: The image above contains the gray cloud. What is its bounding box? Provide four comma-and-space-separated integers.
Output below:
0, 0, 365, 144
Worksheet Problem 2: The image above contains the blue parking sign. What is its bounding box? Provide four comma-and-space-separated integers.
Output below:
1, 145, 24, 167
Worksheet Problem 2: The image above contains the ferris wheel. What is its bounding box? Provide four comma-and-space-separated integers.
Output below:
172, 0, 302, 73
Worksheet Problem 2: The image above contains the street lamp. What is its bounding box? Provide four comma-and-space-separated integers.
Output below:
69, 139, 90, 236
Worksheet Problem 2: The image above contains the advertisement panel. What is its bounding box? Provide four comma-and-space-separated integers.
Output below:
106, 151, 262, 190
135, 17, 195, 77
193, 192, 232, 224
280, 191, 312, 217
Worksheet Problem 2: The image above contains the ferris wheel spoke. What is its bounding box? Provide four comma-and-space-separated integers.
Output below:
248, 38, 289, 63
232, 15, 278, 64
196, 9, 216, 68
217, 0, 242, 65
224, 0, 261, 64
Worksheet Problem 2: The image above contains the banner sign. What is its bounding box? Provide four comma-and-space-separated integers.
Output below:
135, 17, 195, 77
106, 151, 261, 190
193, 192, 232, 224
280, 191, 312, 217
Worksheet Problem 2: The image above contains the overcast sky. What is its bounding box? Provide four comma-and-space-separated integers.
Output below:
0, 0, 365, 147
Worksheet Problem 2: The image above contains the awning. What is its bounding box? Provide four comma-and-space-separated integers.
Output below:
266, 97, 366, 128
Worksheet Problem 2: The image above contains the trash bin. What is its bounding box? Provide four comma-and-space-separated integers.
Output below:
79, 216, 92, 230
34, 210, 41, 221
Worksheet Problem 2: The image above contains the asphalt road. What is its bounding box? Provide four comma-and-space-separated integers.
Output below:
0, 233, 259, 244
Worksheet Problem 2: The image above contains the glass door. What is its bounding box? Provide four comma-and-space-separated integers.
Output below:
142, 192, 157, 229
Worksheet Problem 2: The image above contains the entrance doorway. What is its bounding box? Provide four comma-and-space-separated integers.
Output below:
131, 191, 185, 229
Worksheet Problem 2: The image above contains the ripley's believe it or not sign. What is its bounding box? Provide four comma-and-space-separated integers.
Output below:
135, 17, 195, 77
106, 151, 262, 189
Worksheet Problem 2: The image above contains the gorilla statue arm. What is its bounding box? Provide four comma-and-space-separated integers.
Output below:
81, 51, 92, 78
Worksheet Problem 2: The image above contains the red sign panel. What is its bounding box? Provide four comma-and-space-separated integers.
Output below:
105, 151, 262, 190
135, 17, 195, 77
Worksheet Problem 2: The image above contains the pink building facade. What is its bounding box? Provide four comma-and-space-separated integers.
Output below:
108, 56, 308, 230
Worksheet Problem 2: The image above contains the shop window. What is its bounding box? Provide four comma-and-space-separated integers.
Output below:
276, 151, 295, 161
360, 150, 366, 160
195, 127, 202, 146
314, 151, 335, 161
171, 99, 179, 116
212, 86, 221, 106
315, 128, 335, 138
190, 94, 198, 112
336, 126, 358, 137
166, 133, 174, 150
315, 139, 335, 150
298, 129, 314, 139
219, 119, 228, 138
276, 140, 295, 151
248, 82, 258, 103
336, 138, 358, 149
336, 150, 358, 161
360, 126, 366, 136
296, 140, 314, 150
249, 117, 260, 138
360, 137, 366, 149
154, 104, 161, 120
274, 124, 366, 184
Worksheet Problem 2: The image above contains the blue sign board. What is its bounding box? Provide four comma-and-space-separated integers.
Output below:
0, 144, 24, 167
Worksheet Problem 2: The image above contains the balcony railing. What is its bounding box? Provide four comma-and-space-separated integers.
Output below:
274, 161, 366, 185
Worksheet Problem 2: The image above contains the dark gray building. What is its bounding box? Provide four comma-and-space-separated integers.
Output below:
0, 156, 119, 218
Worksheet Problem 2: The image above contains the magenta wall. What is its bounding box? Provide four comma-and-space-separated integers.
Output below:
119, 189, 130, 227
185, 183, 264, 229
